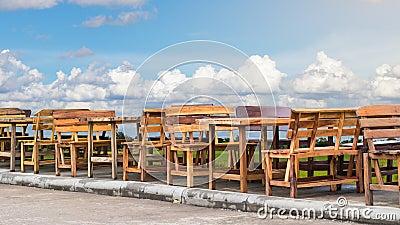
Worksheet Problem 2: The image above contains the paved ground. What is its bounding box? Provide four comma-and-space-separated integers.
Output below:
0, 184, 358, 225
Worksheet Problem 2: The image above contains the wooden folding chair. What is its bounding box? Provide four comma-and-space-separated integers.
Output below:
358, 105, 400, 205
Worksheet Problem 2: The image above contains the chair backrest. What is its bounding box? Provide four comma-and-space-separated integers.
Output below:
286, 108, 360, 153
164, 105, 235, 144
358, 105, 400, 151
0, 108, 30, 136
53, 110, 115, 142
236, 106, 290, 131
32, 109, 90, 141
140, 108, 165, 144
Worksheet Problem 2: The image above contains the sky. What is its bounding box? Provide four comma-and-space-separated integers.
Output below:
1, 0, 400, 115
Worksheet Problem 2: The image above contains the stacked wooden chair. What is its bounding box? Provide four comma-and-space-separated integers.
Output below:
122, 108, 169, 181
263, 108, 363, 198
53, 110, 115, 177
165, 105, 235, 187
358, 105, 400, 205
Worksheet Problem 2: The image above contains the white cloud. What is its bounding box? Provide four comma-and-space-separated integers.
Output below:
0, 0, 61, 10
79, 11, 151, 27
68, 0, 146, 8
371, 64, 400, 99
74, 46, 94, 57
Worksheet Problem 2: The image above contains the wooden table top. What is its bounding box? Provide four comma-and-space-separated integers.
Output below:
197, 117, 290, 126
291, 108, 357, 113
0, 117, 34, 123
79, 116, 141, 123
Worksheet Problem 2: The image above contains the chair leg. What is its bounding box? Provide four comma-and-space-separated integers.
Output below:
140, 145, 147, 182
363, 153, 373, 205
265, 154, 272, 196
289, 155, 298, 198
122, 144, 129, 181
166, 146, 172, 185
397, 156, 400, 205
71, 145, 77, 177
33, 143, 39, 174
55, 144, 61, 176
330, 156, 338, 191
187, 151, 194, 188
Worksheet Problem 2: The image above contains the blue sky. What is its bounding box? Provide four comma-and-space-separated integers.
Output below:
0, 0, 400, 114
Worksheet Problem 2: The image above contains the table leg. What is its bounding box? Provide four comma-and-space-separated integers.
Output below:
87, 122, 94, 178
111, 122, 117, 180
209, 124, 216, 190
10, 123, 16, 172
239, 125, 247, 193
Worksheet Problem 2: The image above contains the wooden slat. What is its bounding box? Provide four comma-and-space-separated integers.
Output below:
364, 129, 400, 139
53, 110, 115, 119
360, 117, 400, 128
165, 105, 234, 116
358, 105, 400, 117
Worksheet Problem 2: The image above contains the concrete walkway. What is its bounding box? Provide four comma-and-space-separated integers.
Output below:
1, 167, 400, 224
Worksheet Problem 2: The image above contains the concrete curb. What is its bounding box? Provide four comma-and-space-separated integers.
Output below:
1, 170, 399, 224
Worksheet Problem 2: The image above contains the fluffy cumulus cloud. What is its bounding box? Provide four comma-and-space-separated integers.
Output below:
0, 0, 61, 10
3, 49, 400, 115
371, 64, 400, 99
281, 51, 369, 107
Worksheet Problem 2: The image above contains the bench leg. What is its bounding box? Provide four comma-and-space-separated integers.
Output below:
363, 153, 373, 205
356, 153, 363, 193
289, 155, 298, 198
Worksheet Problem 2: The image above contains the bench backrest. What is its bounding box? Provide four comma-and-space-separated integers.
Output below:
358, 105, 400, 151
287, 108, 360, 153
53, 110, 115, 142
236, 106, 290, 131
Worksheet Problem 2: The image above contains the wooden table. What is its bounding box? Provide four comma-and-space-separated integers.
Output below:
0, 117, 34, 171
197, 117, 290, 193
80, 116, 141, 179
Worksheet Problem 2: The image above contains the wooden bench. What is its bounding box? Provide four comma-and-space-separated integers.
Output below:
20, 109, 89, 174
53, 110, 115, 177
122, 108, 170, 181
263, 108, 363, 198
358, 104, 400, 205
165, 105, 235, 187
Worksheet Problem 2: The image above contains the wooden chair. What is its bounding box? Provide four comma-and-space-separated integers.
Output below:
122, 108, 170, 181
263, 108, 363, 198
358, 105, 400, 205
53, 110, 115, 177
20, 109, 88, 173
236, 106, 291, 170
165, 105, 235, 187
0, 108, 33, 170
